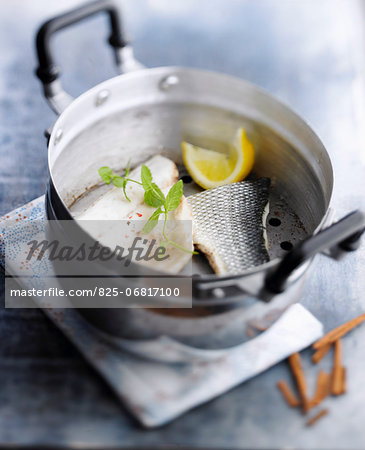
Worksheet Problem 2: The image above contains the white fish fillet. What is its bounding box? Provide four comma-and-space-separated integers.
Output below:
76, 155, 193, 274
77, 155, 178, 221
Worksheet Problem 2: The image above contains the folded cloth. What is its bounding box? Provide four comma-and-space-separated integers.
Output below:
0, 197, 323, 427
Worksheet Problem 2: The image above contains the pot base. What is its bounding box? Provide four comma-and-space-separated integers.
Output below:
76, 275, 306, 349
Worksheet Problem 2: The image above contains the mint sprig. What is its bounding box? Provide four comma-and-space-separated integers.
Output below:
141, 172, 197, 255
141, 165, 166, 207
98, 163, 197, 255
165, 179, 184, 211
142, 206, 162, 234
98, 161, 141, 202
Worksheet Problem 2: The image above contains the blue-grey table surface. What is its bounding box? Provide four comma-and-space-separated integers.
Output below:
0, 0, 364, 448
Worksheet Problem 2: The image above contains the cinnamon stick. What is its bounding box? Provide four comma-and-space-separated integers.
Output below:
288, 353, 309, 412
310, 370, 332, 408
245, 326, 255, 338
332, 339, 346, 395
332, 340, 344, 396
277, 380, 300, 407
313, 313, 365, 349
306, 409, 328, 427
339, 366, 347, 395
312, 343, 332, 364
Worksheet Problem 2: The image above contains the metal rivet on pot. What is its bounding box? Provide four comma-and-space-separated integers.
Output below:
159, 75, 179, 91
95, 89, 110, 106
54, 129, 63, 144
213, 288, 225, 298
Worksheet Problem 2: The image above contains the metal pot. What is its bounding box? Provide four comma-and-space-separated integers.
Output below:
36, 0, 364, 348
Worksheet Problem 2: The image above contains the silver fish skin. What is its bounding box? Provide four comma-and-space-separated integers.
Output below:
187, 179, 271, 274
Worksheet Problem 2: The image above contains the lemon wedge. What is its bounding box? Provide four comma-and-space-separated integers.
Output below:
181, 127, 255, 189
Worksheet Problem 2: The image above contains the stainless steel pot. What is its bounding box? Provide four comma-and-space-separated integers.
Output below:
36, 0, 364, 348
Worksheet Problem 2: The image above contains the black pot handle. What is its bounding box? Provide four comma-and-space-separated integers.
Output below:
264, 210, 365, 295
35, 0, 142, 114
36, 0, 127, 84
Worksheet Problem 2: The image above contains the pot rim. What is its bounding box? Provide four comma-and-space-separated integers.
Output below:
46, 65, 334, 282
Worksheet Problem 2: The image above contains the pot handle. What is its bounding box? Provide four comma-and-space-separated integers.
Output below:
192, 210, 364, 304
35, 0, 143, 115
263, 210, 365, 295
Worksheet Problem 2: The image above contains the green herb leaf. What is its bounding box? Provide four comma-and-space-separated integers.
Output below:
165, 179, 183, 211
125, 160, 130, 178
141, 165, 153, 190
140, 165, 165, 206
98, 166, 113, 184
112, 176, 125, 188
159, 240, 167, 249
121, 179, 131, 202
144, 183, 165, 207
142, 207, 162, 234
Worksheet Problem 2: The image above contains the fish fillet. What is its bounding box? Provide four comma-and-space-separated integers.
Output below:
187, 179, 270, 274
77, 155, 178, 221
76, 155, 193, 274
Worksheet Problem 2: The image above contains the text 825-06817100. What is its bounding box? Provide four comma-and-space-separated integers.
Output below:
98, 287, 181, 297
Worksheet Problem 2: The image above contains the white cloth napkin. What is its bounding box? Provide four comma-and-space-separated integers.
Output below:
0, 197, 323, 427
